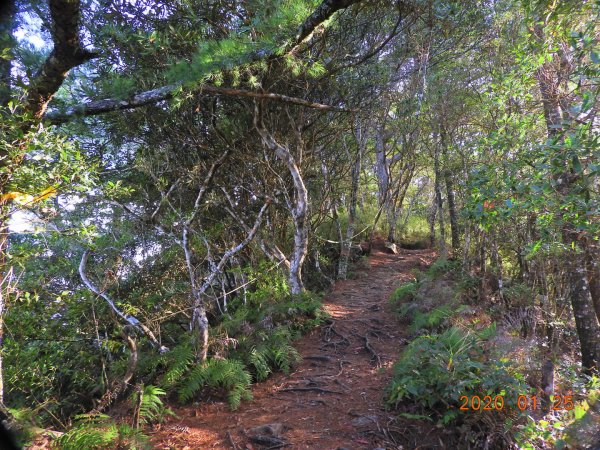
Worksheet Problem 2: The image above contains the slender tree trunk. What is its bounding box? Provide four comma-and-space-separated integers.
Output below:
428, 193, 437, 248
255, 107, 308, 294
433, 147, 446, 257
338, 132, 362, 280
444, 170, 459, 251
584, 240, 600, 323
534, 23, 600, 372
439, 129, 459, 251
374, 123, 400, 243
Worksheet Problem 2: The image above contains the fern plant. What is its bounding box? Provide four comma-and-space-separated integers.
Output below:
245, 326, 302, 380
177, 358, 252, 410
55, 414, 149, 450
159, 343, 195, 389
131, 385, 174, 428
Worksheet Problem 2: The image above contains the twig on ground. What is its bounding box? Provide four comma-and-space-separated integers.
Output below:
280, 387, 342, 394
226, 430, 239, 450
305, 355, 332, 362
334, 379, 352, 391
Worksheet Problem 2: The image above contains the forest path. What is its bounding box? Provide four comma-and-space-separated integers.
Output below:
152, 242, 436, 450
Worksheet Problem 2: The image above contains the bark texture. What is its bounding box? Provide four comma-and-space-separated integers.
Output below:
45, 84, 352, 123
295, 0, 362, 44
25, 0, 97, 119
338, 126, 363, 280
254, 105, 308, 294
535, 23, 600, 372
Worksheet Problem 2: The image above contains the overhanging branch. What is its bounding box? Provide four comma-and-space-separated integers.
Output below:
295, 0, 362, 44
44, 83, 354, 123
25, 0, 97, 119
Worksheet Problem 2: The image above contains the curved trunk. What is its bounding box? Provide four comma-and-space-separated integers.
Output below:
255, 106, 308, 294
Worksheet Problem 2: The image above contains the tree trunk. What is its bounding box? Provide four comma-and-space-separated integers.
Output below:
428, 193, 437, 248
338, 132, 362, 280
255, 107, 308, 294
564, 234, 600, 373
433, 147, 446, 257
584, 240, 600, 323
444, 170, 459, 251
0, 0, 16, 107
534, 23, 600, 372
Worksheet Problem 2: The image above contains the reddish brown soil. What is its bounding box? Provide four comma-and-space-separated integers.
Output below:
151, 243, 436, 450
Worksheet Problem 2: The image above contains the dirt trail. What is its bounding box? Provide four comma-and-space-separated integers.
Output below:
153, 243, 436, 449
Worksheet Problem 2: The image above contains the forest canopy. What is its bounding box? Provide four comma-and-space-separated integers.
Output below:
0, 0, 599, 448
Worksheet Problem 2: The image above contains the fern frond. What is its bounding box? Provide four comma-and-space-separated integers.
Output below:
161, 343, 194, 388
249, 347, 271, 381
177, 358, 252, 410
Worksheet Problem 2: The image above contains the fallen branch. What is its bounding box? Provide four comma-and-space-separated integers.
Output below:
280, 387, 342, 394
305, 355, 332, 362
249, 435, 286, 447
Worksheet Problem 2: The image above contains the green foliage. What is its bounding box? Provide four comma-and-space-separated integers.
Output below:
390, 281, 418, 304
54, 414, 149, 450
502, 282, 534, 308
387, 325, 527, 423
516, 376, 600, 450
159, 343, 195, 389
247, 326, 302, 380
425, 258, 459, 279
410, 304, 454, 333
177, 359, 252, 410
131, 385, 173, 426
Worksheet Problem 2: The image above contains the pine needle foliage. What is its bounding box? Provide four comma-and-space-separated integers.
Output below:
177, 358, 252, 410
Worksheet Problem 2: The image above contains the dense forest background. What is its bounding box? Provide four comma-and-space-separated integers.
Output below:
0, 0, 599, 448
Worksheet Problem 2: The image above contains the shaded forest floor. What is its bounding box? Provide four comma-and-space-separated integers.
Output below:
152, 242, 437, 449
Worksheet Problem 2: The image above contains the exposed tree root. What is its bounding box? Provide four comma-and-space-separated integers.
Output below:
362, 331, 381, 367
280, 387, 342, 394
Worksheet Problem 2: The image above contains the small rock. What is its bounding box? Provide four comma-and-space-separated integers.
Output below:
248, 422, 284, 437
350, 414, 378, 427
384, 242, 398, 254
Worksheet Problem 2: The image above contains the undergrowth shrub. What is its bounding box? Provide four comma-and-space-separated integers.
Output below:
426, 258, 459, 279
410, 304, 456, 333
130, 385, 173, 427
178, 358, 252, 410
245, 327, 302, 380
158, 291, 323, 410
387, 325, 528, 425
54, 414, 148, 450
516, 375, 600, 449
390, 281, 418, 305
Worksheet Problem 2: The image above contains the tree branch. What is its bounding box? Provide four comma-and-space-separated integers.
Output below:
25, 0, 97, 119
44, 84, 353, 123
295, 0, 362, 44
79, 249, 167, 352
